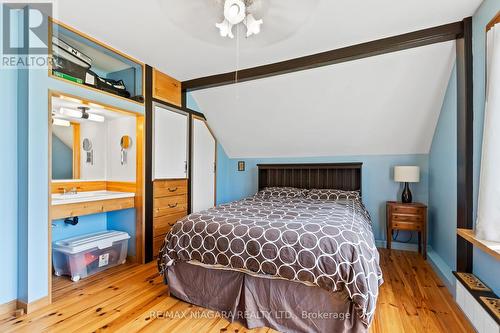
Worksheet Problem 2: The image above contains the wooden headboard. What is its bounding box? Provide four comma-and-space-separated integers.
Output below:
257, 163, 362, 195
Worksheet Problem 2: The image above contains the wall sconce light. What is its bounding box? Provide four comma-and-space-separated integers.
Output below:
238, 161, 245, 171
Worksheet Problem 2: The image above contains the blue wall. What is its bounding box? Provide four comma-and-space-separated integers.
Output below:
215, 152, 428, 242
52, 214, 108, 242
51, 134, 73, 179
428, 64, 457, 282
52, 209, 136, 257
0, 12, 143, 305
107, 209, 136, 256
472, 0, 500, 296
0, 23, 19, 303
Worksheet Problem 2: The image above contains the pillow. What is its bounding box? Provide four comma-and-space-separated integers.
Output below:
306, 189, 361, 201
257, 187, 308, 198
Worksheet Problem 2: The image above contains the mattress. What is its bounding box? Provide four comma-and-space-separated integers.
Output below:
158, 194, 383, 326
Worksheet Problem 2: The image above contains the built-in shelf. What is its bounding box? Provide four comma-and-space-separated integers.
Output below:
457, 228, 500, 261
49, 19, 144, 105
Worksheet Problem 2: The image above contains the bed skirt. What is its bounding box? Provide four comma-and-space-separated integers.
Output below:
166, 262, 367, 333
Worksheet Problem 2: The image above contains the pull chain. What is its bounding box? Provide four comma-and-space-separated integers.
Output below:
235, 23, 240, 101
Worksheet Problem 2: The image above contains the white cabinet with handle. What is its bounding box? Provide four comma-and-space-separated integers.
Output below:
153, 104, 188, 180
191, 117, 216, 213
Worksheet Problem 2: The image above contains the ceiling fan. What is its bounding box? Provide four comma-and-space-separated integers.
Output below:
216, 0, 263, 39
158, 0, 320, 47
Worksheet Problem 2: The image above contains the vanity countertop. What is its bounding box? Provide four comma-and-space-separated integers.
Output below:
52, 190, 135, 206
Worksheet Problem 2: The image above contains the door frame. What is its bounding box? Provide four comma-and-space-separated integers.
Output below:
47, 90, 145, 305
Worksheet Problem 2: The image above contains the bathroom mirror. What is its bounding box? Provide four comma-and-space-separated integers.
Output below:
50, 94, 138, 182
52, 123, 78, 180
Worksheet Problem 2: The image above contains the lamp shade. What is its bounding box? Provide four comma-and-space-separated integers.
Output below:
394, 166, 420, 183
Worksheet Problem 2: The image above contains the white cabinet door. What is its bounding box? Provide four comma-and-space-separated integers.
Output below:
192, 118, 216, 213
153, 105, 188, 179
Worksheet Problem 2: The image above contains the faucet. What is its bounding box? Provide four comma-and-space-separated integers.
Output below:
59, 187, 78, 195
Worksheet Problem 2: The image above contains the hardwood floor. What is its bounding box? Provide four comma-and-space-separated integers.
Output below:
0, 249, 473, 333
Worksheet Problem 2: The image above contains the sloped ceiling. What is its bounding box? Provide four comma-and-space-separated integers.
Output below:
54, 0, 481, 80
191, 41, 456, 158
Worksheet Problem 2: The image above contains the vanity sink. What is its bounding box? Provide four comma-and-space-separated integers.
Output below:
52, 191, 135, 206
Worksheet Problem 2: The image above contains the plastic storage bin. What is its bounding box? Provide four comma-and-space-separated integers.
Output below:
52, 230, 130, 282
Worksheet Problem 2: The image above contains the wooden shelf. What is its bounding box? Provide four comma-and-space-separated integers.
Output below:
457, 228, 500, 261
50, 19, 144, 104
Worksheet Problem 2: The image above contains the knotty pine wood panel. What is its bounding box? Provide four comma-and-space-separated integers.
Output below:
153, 194, 187, 218
153, 235, 166, 256
152, 69, 181, 106
0, 249, 473, 332
51, 197, 134, 219
153, 179, 188, 198
51, 181, 106, 194
153, 211, 186, 238
458, 228, 500, 261
135, 115, 145, 264
72, 123, 80, 179
106, 181, 137, 193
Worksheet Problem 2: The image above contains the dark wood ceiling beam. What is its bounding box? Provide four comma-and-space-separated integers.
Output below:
183, 21, 464, 92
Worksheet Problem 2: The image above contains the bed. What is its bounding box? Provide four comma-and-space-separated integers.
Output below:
158, 163, 383, 333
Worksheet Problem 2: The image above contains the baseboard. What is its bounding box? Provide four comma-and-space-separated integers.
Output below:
426, 247, 455, 294
375, 240, 419, 251
0, 299, 18, 316
17, 296, 50, 314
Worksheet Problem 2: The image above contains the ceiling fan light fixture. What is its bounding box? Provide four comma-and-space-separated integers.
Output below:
216, 19, 234, 39
216, 0, 263, 39
244, 13, 263, 37
224, 0, 245, 25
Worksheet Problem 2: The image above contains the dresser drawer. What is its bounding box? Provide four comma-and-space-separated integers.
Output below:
153, 211, 186, 237
393, 221, 422, 231
392, 205, 423, 215
392, 213, 422, 223
154, 179, 188, 198
154, 194, 187, 217
153, 235, 166, 257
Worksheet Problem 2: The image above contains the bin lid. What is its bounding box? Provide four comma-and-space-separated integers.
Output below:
53, 230, 130, 254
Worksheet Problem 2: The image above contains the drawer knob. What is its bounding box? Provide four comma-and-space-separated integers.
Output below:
168, 203, 178, 208
168, 187, 178, 192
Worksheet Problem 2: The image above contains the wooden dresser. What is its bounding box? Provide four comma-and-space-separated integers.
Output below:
386, 201, 427, 259
152, 179, 188, 256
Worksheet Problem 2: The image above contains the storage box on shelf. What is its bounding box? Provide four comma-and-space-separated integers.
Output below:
52, 230, 130, 282
50, 19, 144, 104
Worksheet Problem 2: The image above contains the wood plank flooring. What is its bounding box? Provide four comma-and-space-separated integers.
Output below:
0, 249, 474, 333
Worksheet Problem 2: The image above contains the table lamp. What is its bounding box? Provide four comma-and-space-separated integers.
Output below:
394, 166, 420, 203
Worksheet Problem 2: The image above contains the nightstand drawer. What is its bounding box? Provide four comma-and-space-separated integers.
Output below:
393, 221, 422, 230
392, 213, 423, 223
392, 206, 423, 215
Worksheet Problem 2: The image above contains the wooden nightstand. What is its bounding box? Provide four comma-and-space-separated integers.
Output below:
386, 201, 428, 259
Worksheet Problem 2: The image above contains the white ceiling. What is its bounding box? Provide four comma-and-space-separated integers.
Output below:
53, 0, 482, 81
191, 41, 456, 158
53, 1, 473, 159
